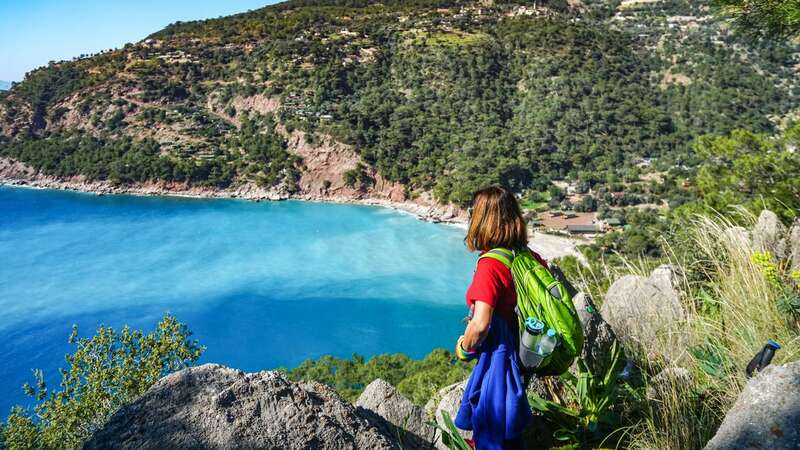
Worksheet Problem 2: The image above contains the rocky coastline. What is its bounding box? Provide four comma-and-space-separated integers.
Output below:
0, 157, 467, 226
1, 157, 596, 261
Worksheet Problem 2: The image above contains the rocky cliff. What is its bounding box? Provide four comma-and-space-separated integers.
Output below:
81, 364, 399, 450
0, 156, 465, 224
82, 360, 800, 449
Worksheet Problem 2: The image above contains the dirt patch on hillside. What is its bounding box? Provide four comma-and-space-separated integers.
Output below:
206, 93, 281, 128
0, 157, 36, 179
232, 94, 280, 118
660, 71, 692, 89
0, 98, 34, 138
282, 127, 405, 202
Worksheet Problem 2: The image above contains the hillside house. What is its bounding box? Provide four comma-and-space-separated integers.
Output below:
566, 224, 600, 235
604, 218, 623, 228
538, 212, 598, 234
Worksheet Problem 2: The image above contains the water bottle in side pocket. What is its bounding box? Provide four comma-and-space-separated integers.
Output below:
520, 318, 545, 369
536, 329, 558, 357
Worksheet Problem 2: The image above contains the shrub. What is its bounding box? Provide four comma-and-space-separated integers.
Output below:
283, 349, 472, 405
0, 315, 204, 450
529, 342, 624, 447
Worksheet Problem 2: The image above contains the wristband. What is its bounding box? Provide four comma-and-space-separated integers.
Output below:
456, 337, 478, 361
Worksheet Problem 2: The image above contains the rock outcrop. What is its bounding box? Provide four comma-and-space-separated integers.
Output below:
355, 379, 437, 449
601, 265, 686, 365
81, 364, 398, 450
572, 292, 618, 375
648, 264, 682, 299
752, 210, 788, 259
646, 367, 692, 401
722, 225, 751, 250
705, 361, 800, 450
550, 263, 619, 375
424, 381, 470, 450
0, 155, 466, 225
789, 220, 800, 271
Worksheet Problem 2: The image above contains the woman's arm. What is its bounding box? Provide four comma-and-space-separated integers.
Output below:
459, 300, 494, 352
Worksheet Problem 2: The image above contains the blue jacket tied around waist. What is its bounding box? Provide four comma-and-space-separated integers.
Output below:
455, 315, 532, 449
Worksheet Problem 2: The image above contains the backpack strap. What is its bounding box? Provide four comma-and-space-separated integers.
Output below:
478, 247, 514, 269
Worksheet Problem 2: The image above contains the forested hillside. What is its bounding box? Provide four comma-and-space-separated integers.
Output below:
0, 0, 798, 205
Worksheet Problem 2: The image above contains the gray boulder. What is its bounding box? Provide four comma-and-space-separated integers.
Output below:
722, 226, 751, 250
82, 364, 397, 450
646, 367, 692, 401
424, 381, 470, 450
601, 266, 686, 365
573, 292, 618, 375
356, 379, 436, 449
790, 220, 800, 271
752, 210, 788, 259
649, 264, 683, 301
705, 361, 800, 450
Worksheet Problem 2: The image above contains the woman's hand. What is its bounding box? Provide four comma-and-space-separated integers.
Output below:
455, 336, 476, 361
462, 300, 493, 352
455, 335, 465, 355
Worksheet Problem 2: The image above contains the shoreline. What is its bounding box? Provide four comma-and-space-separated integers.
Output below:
0, 171, 468, 227
1, 169, 587, 260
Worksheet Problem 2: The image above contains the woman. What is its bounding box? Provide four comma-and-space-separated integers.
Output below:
453, 185, 546, 450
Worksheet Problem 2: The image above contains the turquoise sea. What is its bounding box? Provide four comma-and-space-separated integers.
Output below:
0, 186, 476, 416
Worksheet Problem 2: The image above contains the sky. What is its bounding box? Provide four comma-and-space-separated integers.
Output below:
0, 0, 281, 82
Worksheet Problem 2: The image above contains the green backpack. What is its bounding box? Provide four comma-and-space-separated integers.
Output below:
480, 247, 584, 375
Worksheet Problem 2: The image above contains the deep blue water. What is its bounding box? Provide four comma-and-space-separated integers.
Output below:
0, 186, 475, 417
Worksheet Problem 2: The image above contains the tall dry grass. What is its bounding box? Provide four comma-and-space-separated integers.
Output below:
580, 211, 799, 449
684, 212, 799, 373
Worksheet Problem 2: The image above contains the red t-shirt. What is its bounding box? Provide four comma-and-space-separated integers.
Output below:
466, 250, 548, 330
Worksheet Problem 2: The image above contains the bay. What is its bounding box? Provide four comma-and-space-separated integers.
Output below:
0, 186, 475, 416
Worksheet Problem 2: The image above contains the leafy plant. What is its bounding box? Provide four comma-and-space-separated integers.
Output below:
528, 341, 623, 448
751, 251, 800, 327
776, 289, 800, 327
283, 348, 473, 405
716, 0, 800, 38
689, 341, 731, 379
0, 315, 204, 450
750, 251, 780, 285
433, 410, 473, 450
342, 163, 373, 191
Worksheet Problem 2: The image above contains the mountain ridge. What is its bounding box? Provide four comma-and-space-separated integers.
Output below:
0, 0, 797, 206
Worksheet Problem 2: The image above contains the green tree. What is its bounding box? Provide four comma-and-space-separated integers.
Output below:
343, 163, 373, 191
716, 0, 800, 38
283, 349, 472, 405
1, 315, 204, 450
692, 125, 800, 222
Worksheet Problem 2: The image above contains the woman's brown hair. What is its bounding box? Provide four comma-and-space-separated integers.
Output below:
465, 185, 528, 252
